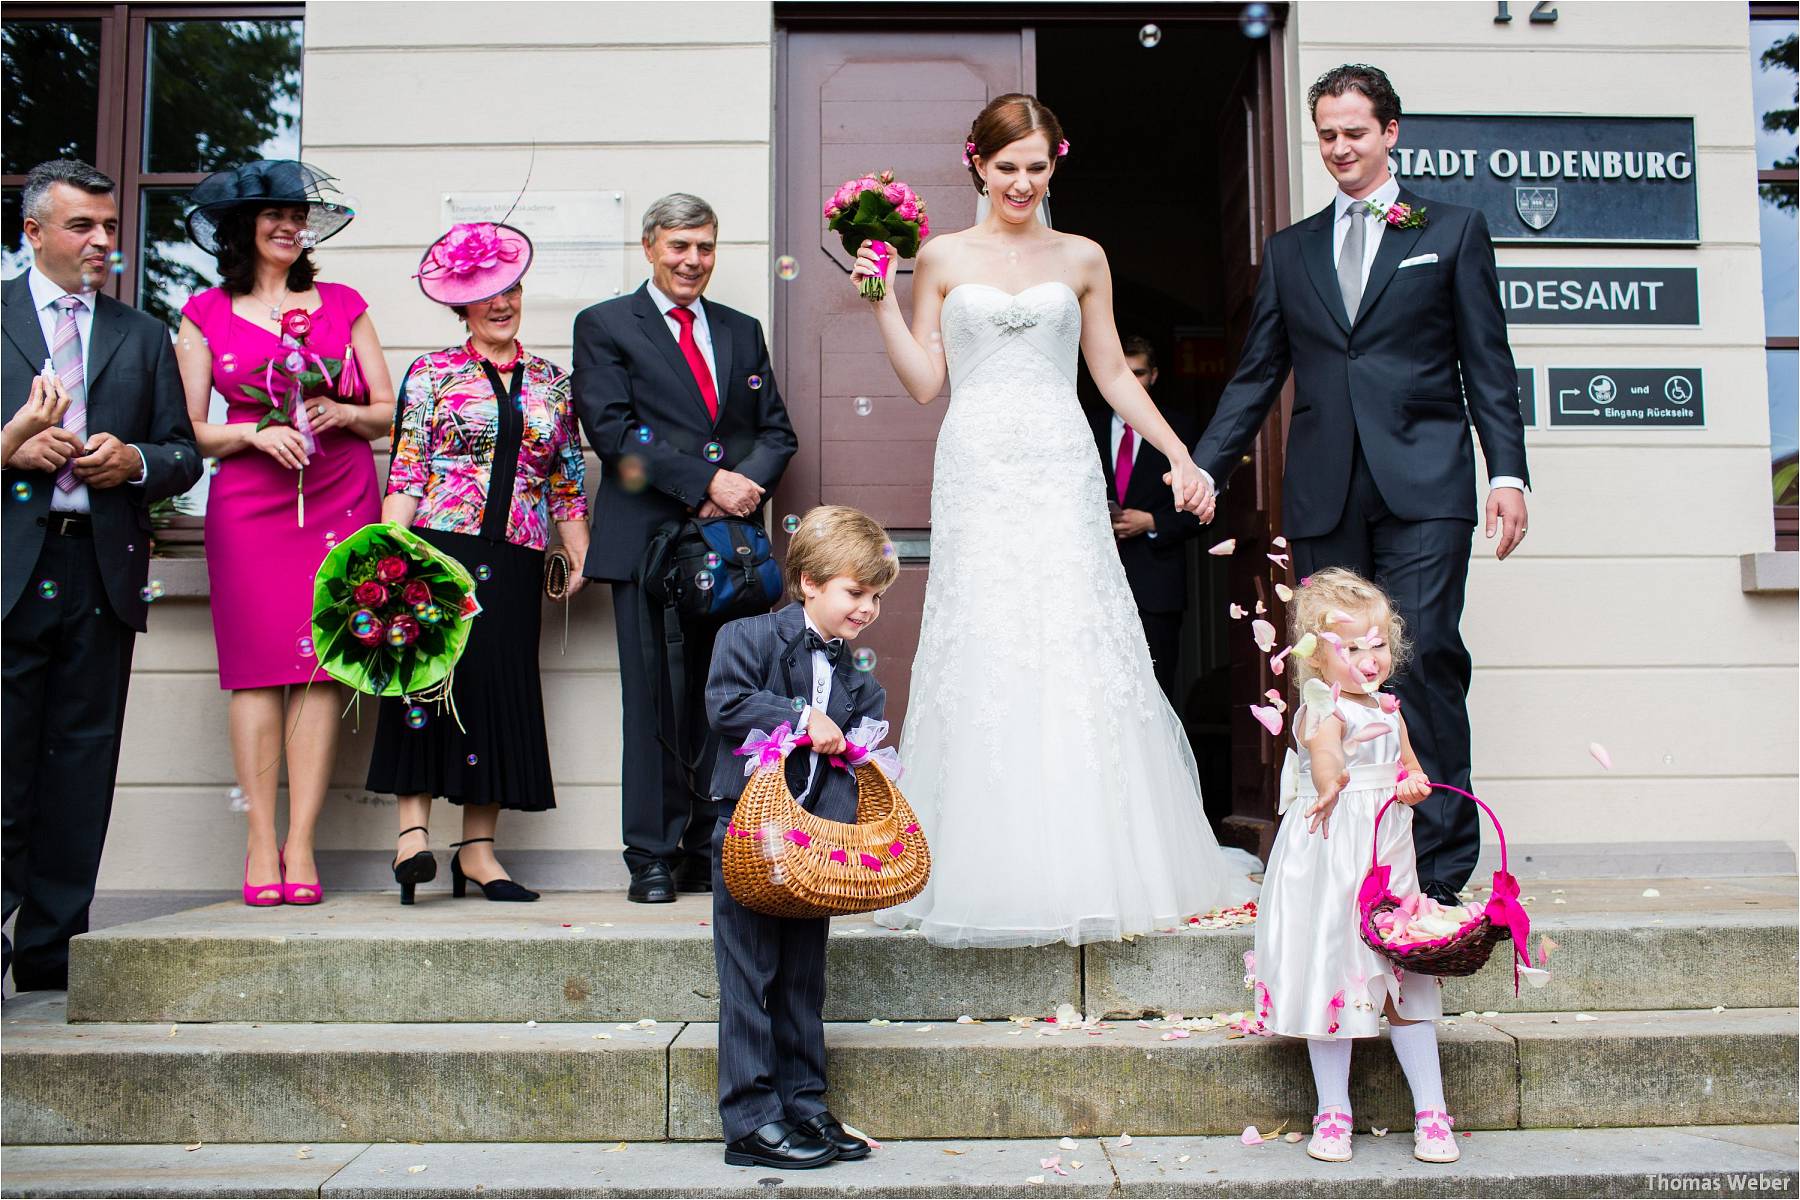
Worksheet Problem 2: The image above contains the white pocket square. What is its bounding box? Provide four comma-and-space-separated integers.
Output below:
1398, 253, 1438, 268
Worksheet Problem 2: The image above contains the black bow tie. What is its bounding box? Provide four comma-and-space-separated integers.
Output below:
804, 630, 845, 663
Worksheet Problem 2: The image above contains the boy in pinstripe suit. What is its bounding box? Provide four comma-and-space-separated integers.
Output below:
704, 506, 898, 1169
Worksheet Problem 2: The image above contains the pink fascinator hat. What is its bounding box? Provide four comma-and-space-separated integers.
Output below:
415, 222, 533, 306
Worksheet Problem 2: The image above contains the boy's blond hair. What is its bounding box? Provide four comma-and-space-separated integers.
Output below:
782, 505, 899, 601
1287, 566, 1411, 683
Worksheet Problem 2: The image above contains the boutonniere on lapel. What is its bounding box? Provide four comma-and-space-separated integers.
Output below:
1367, 199, 1427, 231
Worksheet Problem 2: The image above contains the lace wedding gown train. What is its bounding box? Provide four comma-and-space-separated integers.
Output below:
876, 281, 1256, 948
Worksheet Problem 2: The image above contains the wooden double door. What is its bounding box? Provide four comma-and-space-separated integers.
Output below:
771, 11, 1294, 828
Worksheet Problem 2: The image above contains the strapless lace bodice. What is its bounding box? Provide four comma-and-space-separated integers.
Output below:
941, 281, 1082, 393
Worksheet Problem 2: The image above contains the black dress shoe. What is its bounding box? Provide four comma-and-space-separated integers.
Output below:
627, 861, 676, 904
795, 1111, 870, 1161
723, 1119, 838, 1169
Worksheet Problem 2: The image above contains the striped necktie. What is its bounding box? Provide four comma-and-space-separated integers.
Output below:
51, 294, 88, 492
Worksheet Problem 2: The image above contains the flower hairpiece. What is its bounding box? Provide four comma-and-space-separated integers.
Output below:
962, 140, 977, 167
1056, 139, 1070, 157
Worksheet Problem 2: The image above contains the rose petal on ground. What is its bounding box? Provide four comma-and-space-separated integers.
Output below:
1059, 1137, 1079, 1150
1284, 1131, 1304, 1143
1642, 887, 1661, 898
1026, 1175, 1046, 1185
1371, 1127, 1389, 1137
1208, 539, 1237, 556
1178, 1154, 1192, 1163
184, 1143, 203, 1152
592, 1033, 611, 1039
957, 1015, 976, 1023
1071, 1160, 1085, 1169
1575, 1012, 1598, 1021
407, 1166, 427, 1174
943, 1148, 966, 1155
604, 1142, 628, 1152
1241, 1125, 1265, 1145
1588, 742, 1613, 769
1117, 1132, 1133, 1146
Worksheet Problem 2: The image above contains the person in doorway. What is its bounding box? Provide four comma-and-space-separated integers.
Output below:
368, 221, 589, 905
1091, 334, 1201, 703
851, 93, 1254, 948
2, 159, 202, 989
175, 159, 391, 907
1189, 64, 1529, 904
572, 194, 797, 904
704, 505, 896, 1169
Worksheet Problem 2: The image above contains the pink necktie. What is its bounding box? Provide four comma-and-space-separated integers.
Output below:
1114, 424, 1135, 505
51, 295, 88, 492
668, 306, 718, 422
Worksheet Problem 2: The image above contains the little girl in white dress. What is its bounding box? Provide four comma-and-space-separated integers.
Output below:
1248, 567, 1459, 1165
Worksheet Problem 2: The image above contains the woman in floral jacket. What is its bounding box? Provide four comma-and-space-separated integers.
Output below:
367, 222, 588, 905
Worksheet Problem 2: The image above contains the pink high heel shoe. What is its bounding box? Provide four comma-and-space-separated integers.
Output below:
243, 854, 282, 907
279, 845, 323, 906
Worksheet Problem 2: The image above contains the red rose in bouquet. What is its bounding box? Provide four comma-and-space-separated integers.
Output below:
349, 609, 385, 646
376, 556, 408, 583
402, 580, 433, 607
353, 580, 389, 607
385, 614, 422, 647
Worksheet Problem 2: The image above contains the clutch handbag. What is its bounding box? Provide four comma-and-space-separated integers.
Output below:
544, 547, 573, 601
722, 724, 930, 919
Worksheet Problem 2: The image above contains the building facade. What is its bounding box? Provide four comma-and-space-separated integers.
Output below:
2, 1, 1792, 889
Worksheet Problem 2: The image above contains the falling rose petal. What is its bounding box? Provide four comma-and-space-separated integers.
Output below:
1240, 1125, 1265, 1145
1267, 553, 1290, 568
1539, 933, 1561, 963
1250, 705, 1284, 736
1272, 535, 1288, 548
1350, 722, 1393, 744
1264, 689, 1288, 712
1518, 965, 1552, 989
1254, 600, 1268, 615
1274, 583, 1294, 602
1292, 632, 1317, 659
1252, 619, 1277, 652
1208, 539, 1237, 556
1229, 603, 1247, 620
1377, 692, 1401, 714
1327, 609, 1354, 626
1588, 742, 1613, 770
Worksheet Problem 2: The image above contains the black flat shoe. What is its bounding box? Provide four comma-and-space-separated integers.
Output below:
450, 838, 539, 902
723, 1119, 838, 1169
628, 861, 676, 904
392, 825, 437, 906
795, 1111, 870, 1161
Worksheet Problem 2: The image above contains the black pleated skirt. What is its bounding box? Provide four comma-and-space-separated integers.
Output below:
365, 528, 555, 811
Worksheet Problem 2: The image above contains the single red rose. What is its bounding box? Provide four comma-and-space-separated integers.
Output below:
281, 308, 313, 341
375, 556, 408, 583
353, 580, 388, 607
348, 608, 384, 646
402, 580, 432, 607
388, 614, 421, 646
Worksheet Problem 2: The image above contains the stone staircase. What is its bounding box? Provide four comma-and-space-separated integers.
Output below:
3, 874, 1796, 1196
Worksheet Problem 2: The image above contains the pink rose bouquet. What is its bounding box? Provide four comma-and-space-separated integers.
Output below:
824, 170, 931, 301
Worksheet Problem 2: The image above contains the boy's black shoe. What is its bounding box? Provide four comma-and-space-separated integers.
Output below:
627, 862, 676, 904
723, 1119, 839, 1169
796, 1111, 870, 1160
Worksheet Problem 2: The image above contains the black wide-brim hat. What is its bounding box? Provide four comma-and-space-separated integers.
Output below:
183, 160, 356, 257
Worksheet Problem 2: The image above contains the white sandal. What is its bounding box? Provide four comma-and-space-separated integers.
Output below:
1307, 1108, 1354, 1162
1412, 1109, 1460, 1163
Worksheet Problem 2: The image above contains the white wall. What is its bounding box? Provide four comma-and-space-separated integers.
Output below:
1288, 2, 1798, 849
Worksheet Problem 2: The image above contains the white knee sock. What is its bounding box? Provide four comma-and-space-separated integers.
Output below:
1307, 1036, 1353, 1114
1388, 1019, 1447, 1112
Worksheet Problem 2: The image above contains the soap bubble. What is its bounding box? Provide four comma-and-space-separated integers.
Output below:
476, 564, 492, 581
1138, 23, 1162, 47
1238, 2, 1271, 36
635, 425, 654, 444
11, 482, 31, 502
385, 625, 409, 648
466, 753, 479, 765
791, 697, 806, 712
297, 229, 319, 249
208, 460, 221, 477
228, 786, 251, 813
36, 580, 58, 599
776, 255, 799, 281
881, 542, 896, 559
350, 611, 379, 637
694, 569, 714, 591
703, 552, 722, 569
747, 375, 764, 390
853, 396, 873, 416
296, 636, 315, 658
106, 250, 127, 276
405, 705, 428, 730
852, 647, 877, 672
220, 353, 237, 374
704, 441, 724, 462
782, 515, 801, 534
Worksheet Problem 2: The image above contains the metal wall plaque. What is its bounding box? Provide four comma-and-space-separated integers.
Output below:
1546, 367, 1704, 427
441, 191, 627, 300
1390, 115, 1699, 244
1498, 266, 1699, 325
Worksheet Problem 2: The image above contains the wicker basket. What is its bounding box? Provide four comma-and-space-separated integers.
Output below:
1357, 783, 1531, 982
722, 751, 931, 919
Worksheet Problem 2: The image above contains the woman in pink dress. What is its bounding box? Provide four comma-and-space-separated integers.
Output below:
173, 161, 395, 907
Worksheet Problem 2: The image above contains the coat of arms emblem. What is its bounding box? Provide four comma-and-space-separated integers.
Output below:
1515, 186, 1559, 231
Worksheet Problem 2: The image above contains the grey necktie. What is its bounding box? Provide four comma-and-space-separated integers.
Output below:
1337, 201, 1368, 321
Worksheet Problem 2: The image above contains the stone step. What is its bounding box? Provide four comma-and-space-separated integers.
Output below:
65, 876, 1799, 1024
6, 993, 1792, 1146
4, 1127, 1797, 1198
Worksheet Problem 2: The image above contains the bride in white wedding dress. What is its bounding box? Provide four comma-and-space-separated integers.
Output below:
855, 94, 1256, 948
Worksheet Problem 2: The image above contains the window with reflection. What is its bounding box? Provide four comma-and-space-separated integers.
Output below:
1752, 7, 1798, 545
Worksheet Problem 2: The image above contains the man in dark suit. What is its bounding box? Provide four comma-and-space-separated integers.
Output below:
2, 160, 201, 990
1093, 335, 1202, 703
1191, 65, 1530, 903
572, 194, 797, 903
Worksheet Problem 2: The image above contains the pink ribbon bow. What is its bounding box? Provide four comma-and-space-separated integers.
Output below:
733, 722, 804, 775
1482, 870, 1536, 993
828, 717, 904, 781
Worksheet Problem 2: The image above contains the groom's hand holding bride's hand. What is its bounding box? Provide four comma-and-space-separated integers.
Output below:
806, 710, 847, 757
1163, 459, 1217, 523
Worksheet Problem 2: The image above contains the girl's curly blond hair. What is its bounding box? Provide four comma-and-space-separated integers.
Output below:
1287, 567, 1410, 683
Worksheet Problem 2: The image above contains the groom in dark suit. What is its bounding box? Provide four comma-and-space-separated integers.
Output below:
3, 160, 201, 989
1192, 65, 1530, 902
572, 193, 797, 903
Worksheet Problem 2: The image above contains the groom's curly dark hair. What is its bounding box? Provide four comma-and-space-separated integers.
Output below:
1307, 64, 1402, 129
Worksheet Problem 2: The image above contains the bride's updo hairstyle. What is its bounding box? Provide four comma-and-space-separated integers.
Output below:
964, 93, 1065, 194
1287, 567, 1410, 684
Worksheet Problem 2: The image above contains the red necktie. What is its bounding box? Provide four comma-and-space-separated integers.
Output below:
668, 306, 718, 422
1114, 424, 1135, 505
